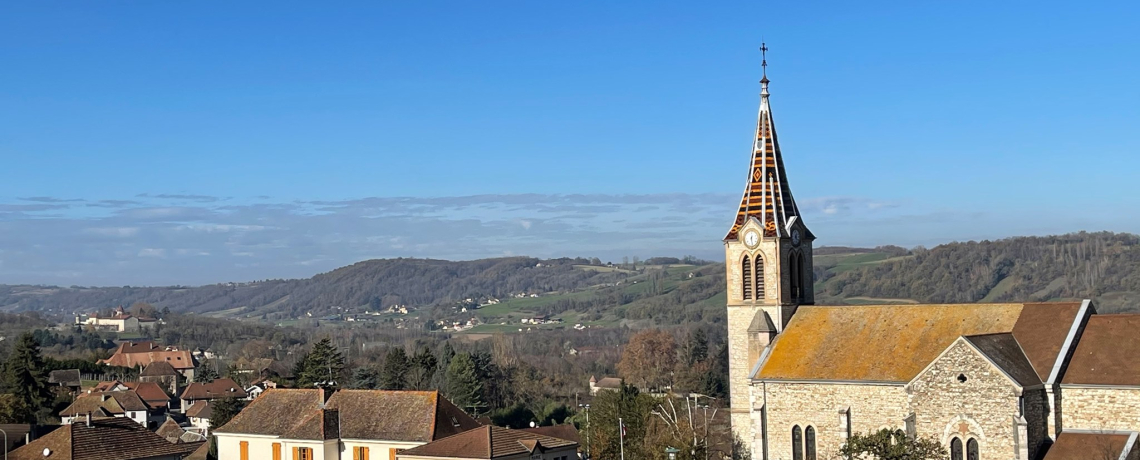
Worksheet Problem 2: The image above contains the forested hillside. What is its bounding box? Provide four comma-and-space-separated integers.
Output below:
820, 232, 1140, 312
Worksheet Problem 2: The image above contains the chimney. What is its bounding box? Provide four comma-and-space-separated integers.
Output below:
86, 412, 92, 427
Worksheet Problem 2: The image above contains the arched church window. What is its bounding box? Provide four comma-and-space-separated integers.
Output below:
966, 438, 979, 460
950, 437, 963, 460
754, 254, 765, 298
789, 250, 804, 302
741, 256, 752, 300
791, 425, 803, 460
804, 426, 816, 460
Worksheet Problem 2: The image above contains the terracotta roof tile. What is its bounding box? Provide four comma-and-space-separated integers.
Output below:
1010, 302, 1084, 381
399, 425, 577, 459
155, 417, 186, 443
1042, 431, 1136, 460
122, 381, 171, 409
214, 389, 323, 438
186, 400, 212, 419
757, 303, 1080, 382
520, 425, 581, 445
140, 361, 179, 376
180, 378, 248, 400
60, 390, 148, 416
1062, 314, 1140, 386
8, 417, 204, 460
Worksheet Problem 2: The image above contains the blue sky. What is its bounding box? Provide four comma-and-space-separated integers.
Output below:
2, 1, 1139, 285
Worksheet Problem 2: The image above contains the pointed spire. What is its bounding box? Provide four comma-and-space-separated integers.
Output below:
725, 46, 811, 241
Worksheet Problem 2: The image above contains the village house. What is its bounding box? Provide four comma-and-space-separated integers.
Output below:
48, 369, 82, 396
157, 417, 208, 444
58, 390, 151, 427
7, 416, 203, 460
185, 400, 213, 436
396, 425, 578, 460
180, 378, 247, 412
99, 340, 197, 381
587, 376, 621, 396
141, 360, 183, 395
77, 306, 141, 332
213, 389, 480, 460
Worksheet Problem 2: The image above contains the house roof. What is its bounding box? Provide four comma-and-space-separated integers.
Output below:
724, 73, 810, 241
186, 400, 212, 419
155, 417, 187, 443
593, 377, 622, 389
180, 378, 248, 400
91, 380, 127, 392
59, 391, 149, 417
184, 442, 210, 460
1042, 431, 1137, 460
399, 425, 577, 459
49, 369, 81, 387
1062, 314, 1140, 386
215, 389, 479, 442
140, 361, 179, 377
99, 346, 195, 370
122, 381, 171, 409
756, 302, 1083, 382
520, 425, 581, 445
962, 333, 1041, 387
8, 417, 204, 460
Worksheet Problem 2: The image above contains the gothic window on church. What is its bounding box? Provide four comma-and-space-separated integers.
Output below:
754, 254, 765, 298
950, 437, 963, 460
804, 426, 816, 460
789, 250, 804, 302
791, 425, 803, 460
966, 438, 979, 460
742, 256, 752, 300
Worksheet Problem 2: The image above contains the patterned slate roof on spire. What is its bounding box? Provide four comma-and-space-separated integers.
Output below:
725, 71, 810, 241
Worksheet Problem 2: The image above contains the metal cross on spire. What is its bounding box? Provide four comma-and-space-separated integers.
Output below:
760, 42, 769, 78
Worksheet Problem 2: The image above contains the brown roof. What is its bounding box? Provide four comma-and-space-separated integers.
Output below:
155, 417, 186, 443
1062, 314, 1140, 386
215, 389, 479, 442
399, 425, 578, 459
962, 333, 1040, 387
186, 400, 212, 419
140, 361, 179, 377
593, 377, 622, 389
8, 417, 204, 460
180, 378, 248, 400
91, 380, 127, 392
520, 425, 581, 445
184, 442, 210, 460
1042, 431, 1137, 460
757, 302, 1082, 382
60, 391, 148, 417
49, 369, 81, 387
99, 346, 195, 370
123, 381, 171, 408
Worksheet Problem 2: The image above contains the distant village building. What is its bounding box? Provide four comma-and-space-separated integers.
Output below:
48, 369, 82, 396
99, 341, 197, 381
78, 306, 142, 332
179, 378, 247, 412
140, 361, 182, 395
588, 376, 621, 396
724, 61, 1140, 460
213, 389, 480, 460
59, 391, 151, 427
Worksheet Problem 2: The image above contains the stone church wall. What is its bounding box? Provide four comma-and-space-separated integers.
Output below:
756, 382, 908, 460
906, 340, 1036, 460
1060, 386, 1140, 432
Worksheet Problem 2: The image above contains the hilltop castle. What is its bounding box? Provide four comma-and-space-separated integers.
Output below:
724, 56, 1140, 460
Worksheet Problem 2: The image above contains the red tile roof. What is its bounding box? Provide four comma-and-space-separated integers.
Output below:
99, 345, 195, 370
122, 381, 171, 409
8, 417, 203, 460
185, 400, 212, 419
398, 425, 578, 459
1042, 431, 1136, 460
180, 378, 247, 400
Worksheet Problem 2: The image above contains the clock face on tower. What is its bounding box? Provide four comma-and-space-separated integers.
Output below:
792, 229, 802, 247
744, 229, 760, 248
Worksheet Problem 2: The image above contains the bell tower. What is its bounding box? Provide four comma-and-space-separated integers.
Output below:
724, 45, 815, 453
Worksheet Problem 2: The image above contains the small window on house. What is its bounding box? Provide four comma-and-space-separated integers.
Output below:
792, 425, 803, 460
294, 447, 314, 460
950, 437, 963, 460
966, 438, 979, 460
805, 426, 816, 460
353, 446, 370, 460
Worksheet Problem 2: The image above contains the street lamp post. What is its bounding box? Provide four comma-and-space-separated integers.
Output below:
665, 446, 680, 460
578, 404, 591, 459
1, 427, 8, 460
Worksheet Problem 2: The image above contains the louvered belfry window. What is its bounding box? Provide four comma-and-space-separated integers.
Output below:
742, 255, 752, 300
754, 254, 765, 298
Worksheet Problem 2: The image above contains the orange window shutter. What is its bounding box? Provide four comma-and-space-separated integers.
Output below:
293, 446, 300, 460
354, 447, 360, 460
240, 441, 249, 460
363, 447, 370, 460
389, 447, 398, 460
273, 443, 282, 460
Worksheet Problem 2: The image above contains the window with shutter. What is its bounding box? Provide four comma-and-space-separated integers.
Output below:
240, 441, 249, 460
272, 443, 282, 460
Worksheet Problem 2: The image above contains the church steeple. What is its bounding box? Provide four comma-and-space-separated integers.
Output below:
724, 46, 811, 241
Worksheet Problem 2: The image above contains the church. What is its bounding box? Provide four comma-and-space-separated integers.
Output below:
724, 53, 1140, 460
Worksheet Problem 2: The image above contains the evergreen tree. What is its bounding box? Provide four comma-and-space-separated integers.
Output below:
298, 338, 345, 387
682, 329, 709, 366
349, 367, 380, 390
209, 397, 246, 431
445, 353, 484, 414
3, 333, 51, 423
195, 360, 220, 383
408, 347, 437, 390
380, 348, 409, 390
591, 382, 655, 460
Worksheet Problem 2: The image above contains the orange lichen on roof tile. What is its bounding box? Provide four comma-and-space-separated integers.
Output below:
757, 304, 1026, 382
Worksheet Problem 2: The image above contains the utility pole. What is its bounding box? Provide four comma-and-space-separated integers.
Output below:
619, 417, 625, 460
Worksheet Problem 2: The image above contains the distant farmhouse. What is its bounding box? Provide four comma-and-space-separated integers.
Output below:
724, 64, 1140, 460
